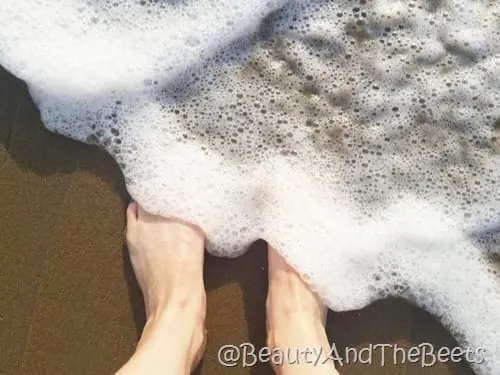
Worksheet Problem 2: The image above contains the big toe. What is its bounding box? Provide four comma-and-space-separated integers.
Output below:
126, 201, 138, 237
267, 243, 328, 324
126, 201, 138, 224
268, 244, 298, 281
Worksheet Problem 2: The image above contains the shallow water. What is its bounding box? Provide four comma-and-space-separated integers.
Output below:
0, 0, 499, 373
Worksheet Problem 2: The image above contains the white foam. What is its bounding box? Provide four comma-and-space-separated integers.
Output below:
1, 0, 499, 373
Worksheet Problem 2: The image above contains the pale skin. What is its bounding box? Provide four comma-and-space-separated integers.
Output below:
117, 202, 340, 375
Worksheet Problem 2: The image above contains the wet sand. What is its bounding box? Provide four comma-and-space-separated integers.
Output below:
0, 67, 475, 375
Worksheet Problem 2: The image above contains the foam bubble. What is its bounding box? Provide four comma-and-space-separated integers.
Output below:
1, 0, 499, 373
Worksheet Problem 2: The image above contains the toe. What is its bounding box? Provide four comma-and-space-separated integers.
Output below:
126, 202, 138, 240
127, 201, 138, 222
137, 203, 157, 222
268, 244, 293, 278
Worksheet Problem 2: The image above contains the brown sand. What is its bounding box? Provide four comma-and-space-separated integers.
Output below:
0, 67, 475, 375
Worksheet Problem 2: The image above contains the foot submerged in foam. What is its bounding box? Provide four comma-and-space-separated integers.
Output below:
266, 245, 339, 374
125, 201, 207, 373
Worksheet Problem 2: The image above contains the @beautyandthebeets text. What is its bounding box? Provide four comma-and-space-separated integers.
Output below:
217, 342, 485, 368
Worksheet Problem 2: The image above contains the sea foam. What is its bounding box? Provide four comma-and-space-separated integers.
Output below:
0, 0, 499, 373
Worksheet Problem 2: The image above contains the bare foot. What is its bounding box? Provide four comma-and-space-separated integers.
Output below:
123, 202, 207, 374
266, 245, 338, 375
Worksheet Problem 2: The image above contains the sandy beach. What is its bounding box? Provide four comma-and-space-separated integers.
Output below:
0, 66, 475, 375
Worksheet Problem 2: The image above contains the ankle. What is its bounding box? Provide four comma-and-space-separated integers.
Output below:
132, 306, 204, 375
140, 302, 205, 353
269, 319, 326, 348
144, 276, 206, 319
147, 292, 206, 326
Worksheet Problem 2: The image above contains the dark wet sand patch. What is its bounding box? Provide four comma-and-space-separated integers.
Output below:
0, 67, 474, 375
